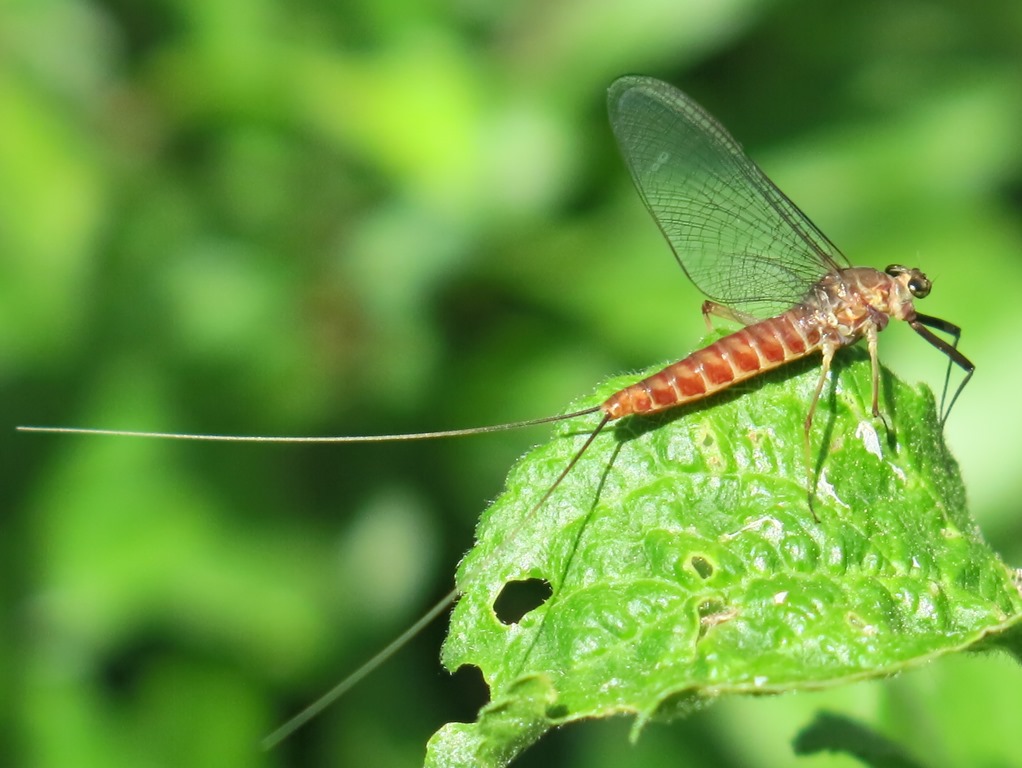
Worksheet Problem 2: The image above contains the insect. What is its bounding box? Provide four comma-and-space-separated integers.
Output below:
18, 76, 974, 744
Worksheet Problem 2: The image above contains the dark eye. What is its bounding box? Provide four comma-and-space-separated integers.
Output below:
908, 278, 930, 297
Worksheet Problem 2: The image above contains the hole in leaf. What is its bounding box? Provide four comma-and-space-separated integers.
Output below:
697, 598, 726, 620
493, 578, 552, 625
450, 663, 490, 720
696, 597, 736, 639
689, 555, 714, 579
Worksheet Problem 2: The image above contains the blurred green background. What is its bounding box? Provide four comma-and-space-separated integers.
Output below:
5, 1, 1022, 766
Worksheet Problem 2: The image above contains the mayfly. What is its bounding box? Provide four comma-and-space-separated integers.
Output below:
18, 76, 974, 744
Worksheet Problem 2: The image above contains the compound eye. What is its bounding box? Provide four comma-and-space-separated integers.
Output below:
908, 278, 930, 298
885, 264, 907, 278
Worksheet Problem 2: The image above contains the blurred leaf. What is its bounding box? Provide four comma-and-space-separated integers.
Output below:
427, 347, 1022, 767
793, 711, 927, 768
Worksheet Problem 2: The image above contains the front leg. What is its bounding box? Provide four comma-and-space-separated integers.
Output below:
912, 312, 974, 424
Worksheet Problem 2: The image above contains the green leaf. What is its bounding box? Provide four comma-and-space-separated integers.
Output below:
425, 342, 1022, 767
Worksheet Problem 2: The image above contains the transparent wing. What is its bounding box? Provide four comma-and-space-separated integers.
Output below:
608, 76, 849, 319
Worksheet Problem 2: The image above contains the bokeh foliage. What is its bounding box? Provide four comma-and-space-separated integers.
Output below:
5, 1, 1022, 767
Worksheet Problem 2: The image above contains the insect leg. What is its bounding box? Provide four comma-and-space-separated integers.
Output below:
911, 313, 973, 425
804, 344, 836, 521
865, 323, 891, 434
701, 300, 759, 331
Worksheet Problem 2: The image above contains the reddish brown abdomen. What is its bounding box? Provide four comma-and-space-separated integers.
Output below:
602, 310, 822, 419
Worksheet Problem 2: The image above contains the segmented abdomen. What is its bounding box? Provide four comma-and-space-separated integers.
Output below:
602, 309, 823, 419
